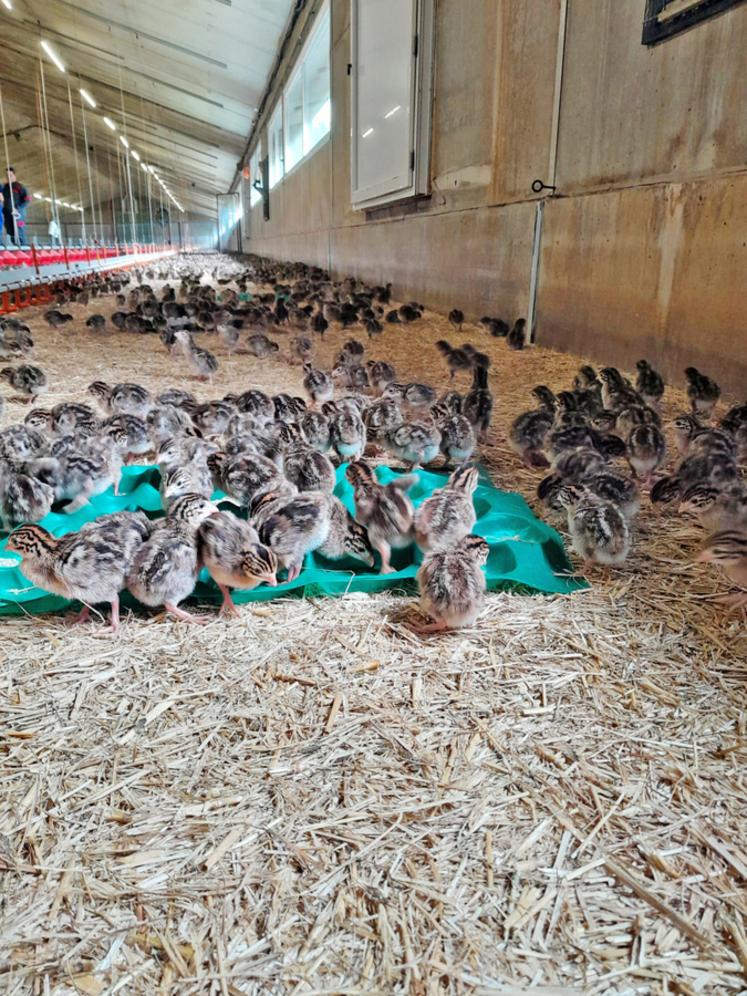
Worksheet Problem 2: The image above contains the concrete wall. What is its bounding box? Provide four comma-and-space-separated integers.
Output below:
242, 0, 747, 394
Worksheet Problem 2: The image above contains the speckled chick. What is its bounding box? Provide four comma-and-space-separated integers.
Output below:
415, 534, 490, 633
430, 400, 477, 468
281, 425, 336, 492
127, 494, 219, 623
696, 530, 747, 609
346, 460, 416, 573
173, 330, 219, 381
302, 363, 334, 407
199, 510, 277, 615
557, 485, 631, 567
1, 365, 47, 401
329, 409, 367, 462
384, 421, 441, 470
254, 489, 373, 580
414, 465, 479, 553
252, 489, 331, 582
88, 381, 152, 418
0, 471, 55, 530
626, 424, 667, 484
208, 451, 287, 508
6, 511, 152, 631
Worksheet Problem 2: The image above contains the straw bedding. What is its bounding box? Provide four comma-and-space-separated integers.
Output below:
1, 265, 745, 994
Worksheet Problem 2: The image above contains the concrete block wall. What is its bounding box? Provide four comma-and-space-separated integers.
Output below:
241, 0, 747, 395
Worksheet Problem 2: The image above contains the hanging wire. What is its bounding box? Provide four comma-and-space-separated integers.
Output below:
115, 130, 124, 240
38, 58, 61, 234
92, 140, 104, 241
118, 67, 137, 244
79, 96, 98, 244
66, 80, 86, 244
146, 168, 154, 245
136, 92, 155, 244
0, 84, 18, 244
33, 81, 54, 240
106, 142, 118, 244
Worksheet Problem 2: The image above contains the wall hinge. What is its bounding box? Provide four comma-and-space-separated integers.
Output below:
410, 150, 416, 172
347, 62, 352, 76
413, 33, 419, 57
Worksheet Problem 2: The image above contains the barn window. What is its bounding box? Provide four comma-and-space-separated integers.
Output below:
642, 0, 746, 45
283, 2, 331, 175
268, 104, 284, 190
350, 0, 435, 210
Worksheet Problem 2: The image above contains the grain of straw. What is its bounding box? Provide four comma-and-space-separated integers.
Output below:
1, 260, 745, 993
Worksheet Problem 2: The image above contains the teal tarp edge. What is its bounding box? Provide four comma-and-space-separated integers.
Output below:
0, 464, 589, 617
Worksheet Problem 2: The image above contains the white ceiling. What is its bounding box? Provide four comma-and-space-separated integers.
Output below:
0, 0, 295, 217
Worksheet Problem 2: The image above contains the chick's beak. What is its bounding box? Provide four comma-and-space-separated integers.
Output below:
263, 574, 278, 587
696, 549, 713, 563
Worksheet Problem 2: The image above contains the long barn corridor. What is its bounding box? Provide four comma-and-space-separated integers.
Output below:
1, 0, 746, 992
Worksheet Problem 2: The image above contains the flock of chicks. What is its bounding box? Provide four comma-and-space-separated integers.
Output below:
0, 252, 745, 633
0, 256, 516, 632
509, 361, 747, 606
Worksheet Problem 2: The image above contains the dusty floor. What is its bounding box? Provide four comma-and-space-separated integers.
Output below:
1, 261, 746, 994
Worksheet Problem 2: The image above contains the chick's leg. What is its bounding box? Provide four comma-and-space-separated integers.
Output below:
218, 584, 240, 618
109, 596, 120, 633
410, 617, 449, 635
164, 602, 209, 625
70, 604, 91, 625
375, 540, 394, 575
63, 488, 93, 514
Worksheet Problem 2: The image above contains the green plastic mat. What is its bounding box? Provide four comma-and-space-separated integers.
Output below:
0, 464, 587, 616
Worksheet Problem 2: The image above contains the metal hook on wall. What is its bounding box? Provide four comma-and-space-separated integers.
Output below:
531, 178, 557, 195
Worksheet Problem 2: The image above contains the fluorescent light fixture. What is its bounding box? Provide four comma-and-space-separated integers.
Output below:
41, 40, 66, 73
119, 135, 129, 148
79, 88, 96, 108
44, 196, 52, 202
131, 150, 141, 161
34, 192, 43, 199
362, 127, 374, 138
1, 0, 13, 11
79, 206, 84, 212
384, 104, 401, 119
103, 116, 116, 130
141, 162, 149, 172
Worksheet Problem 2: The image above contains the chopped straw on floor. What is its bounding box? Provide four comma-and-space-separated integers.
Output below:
1, 273, 746, 993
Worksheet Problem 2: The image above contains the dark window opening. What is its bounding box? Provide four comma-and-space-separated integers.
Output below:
642, 0, 746, 44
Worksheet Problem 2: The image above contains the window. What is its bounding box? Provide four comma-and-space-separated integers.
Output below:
249, 147, 262, 205
283, 3, 331, 174
303, 12, 331, 154
268, 104, 284, 189
351, 0, 434, 209
284, 69, 304, 173
216, 193, 241, 251
642, 0, 745, 44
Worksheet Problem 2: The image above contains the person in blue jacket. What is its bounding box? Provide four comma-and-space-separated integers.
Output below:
2, 167, 30, 246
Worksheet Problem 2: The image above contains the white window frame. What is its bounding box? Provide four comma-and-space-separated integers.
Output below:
268, 103, 284, 189
282, 1, 331, 179
283, 61, 305, 175
350, 0, 434, 210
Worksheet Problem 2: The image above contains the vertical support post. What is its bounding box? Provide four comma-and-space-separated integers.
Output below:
526, 201, 544, 344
